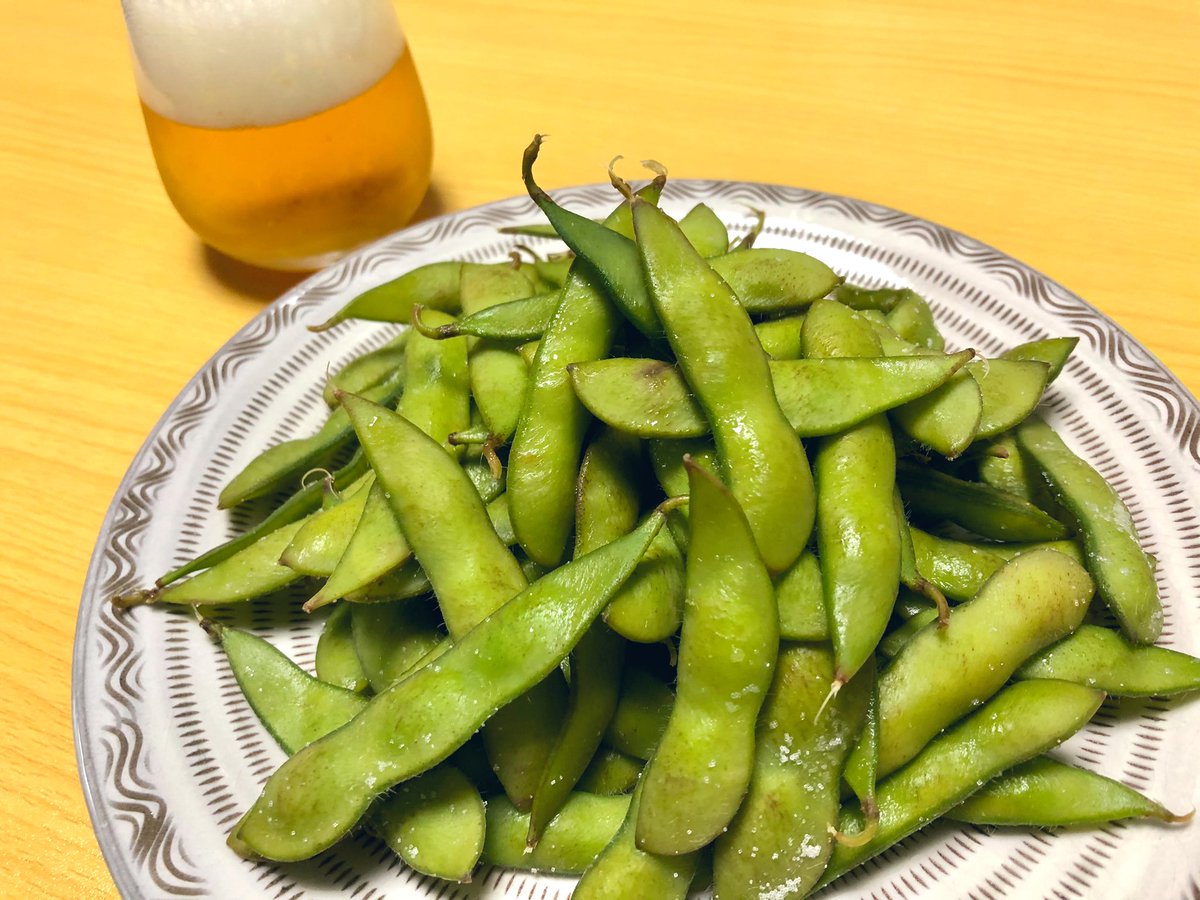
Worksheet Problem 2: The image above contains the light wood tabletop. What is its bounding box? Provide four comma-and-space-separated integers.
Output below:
1, 0, 1197, 896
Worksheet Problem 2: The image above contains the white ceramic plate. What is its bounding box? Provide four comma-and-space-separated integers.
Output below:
74, 182, 1200, 899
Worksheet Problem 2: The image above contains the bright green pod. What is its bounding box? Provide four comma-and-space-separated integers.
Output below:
842, 659, 880, 818
636, 462, 778, 854
483, 793, 632, 874
458, 262, 536, 440
577, 747, 643, 795
832, 283, 911, 313
279, 473, 374, 576
1017, 416, 1162, 643
1017, 624, 1200, 696
605, 524, 685, 643
647, 437, 718, 547
847, 548, 1094, 780
820, 680, 1105, 885
306, 480, 412, 610
966, 358, 1051, 439
948, 756, 1181, 826
677, 202, 729, 257
890, 368, 983, 459
397, 307, 470, 453
1001, 336, 1078, 382
706, 247, 841, 314
604, 667, 675, 761
218, 372, 402, 508
216, 621, 484, 881
879, 607, 940, 658
229, 512, 667, 861
897, 462, 1070, 542
712, 643, 870, 900
568, 352, 972, 440
314, 602, 369, 692
533, 254, 574, 287
775, 550, 828, 641
144, 517, 307, 606
156, 450, 369, 586
433, 290, 560, 342
349, 600, 445, 693
885, 291, 944, 350
342, 560, 431, 603
372, 765, 486, 882
342, 392, 565, 810
322, 332, 408, 406
576, 778, 697, 900
634, 194, 813, 574
309, 259, 463, 331
804, 299, 901, 684
753, 314, 806, 360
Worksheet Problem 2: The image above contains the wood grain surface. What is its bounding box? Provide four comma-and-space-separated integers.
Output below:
0, 0, 1196, 896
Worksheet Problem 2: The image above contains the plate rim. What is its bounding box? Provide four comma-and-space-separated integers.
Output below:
72, 179, 1200, 898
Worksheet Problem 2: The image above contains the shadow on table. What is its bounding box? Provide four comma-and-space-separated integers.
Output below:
200, 183, 451, 303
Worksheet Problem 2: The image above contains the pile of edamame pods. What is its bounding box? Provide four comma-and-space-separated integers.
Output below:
116, 136, 1199, 897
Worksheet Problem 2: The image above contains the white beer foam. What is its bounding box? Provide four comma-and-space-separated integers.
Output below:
123, 0, 404, 128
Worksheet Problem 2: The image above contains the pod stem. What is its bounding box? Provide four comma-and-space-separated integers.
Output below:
916, 578, 951, 627
411, 303, 458, 340
111, 587, 159, 609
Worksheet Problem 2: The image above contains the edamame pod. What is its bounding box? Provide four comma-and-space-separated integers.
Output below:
775, 550, 828, 641
636, 462, 778, 854
712, 643, 870, 900
483, 792, 631, 874
897, 462, 1070, 542
310, 259, 463, 331
948, 756, 1180, 826
215, 621, 485, 881
965, 358, 1051, 439
1001, 335, 1078, 382
422, 290, 560, 342
677, 202, 729, 257
753, 313, 806, 360
847, 548, 1093, 779
568, 352, 973, 440
634, 192, 813, 573
314, 602, 369, 692
322, 332, 408, 406
1016, 624, 1200, 695
279, 473, 374, 576
576, 778, 698, 899
1017, 416, 1162, 643
218, 372, 402, 508
803, 299, 901, 684
577, 747, 643, 795
349, 600, 444, 693
820, 680, 1105, 884
885, 291, 944, 350
605, 667, 675, 761
706, 247, 841, 314
229, 511, 667, 861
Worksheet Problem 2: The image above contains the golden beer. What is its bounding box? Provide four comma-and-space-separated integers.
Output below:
123, 0, 432, 270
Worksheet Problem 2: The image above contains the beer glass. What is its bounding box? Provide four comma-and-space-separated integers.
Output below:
120, 0, 433, 270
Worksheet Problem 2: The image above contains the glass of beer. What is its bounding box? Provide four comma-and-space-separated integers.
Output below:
120, 0, 433, 271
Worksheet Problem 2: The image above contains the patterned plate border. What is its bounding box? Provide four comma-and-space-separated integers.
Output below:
73, 181, 1200, 899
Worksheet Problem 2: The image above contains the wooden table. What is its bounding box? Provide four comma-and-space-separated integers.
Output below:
1, 0, 1196, 895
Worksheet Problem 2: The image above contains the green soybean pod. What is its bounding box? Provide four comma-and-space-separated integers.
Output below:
310, 259, 463, 331
577, 748, 644, 795
977, 433, 1065, 518
216, 623, 484, 881
847, 548, 1094, 780
506, 175, 643, 566
820, 680, 1105, 885
948, 756, 1182, 827
342, 392, 568, 810
228, 512, 667, 861
604, 667, 675, 761
1002, 336, 1078, 381
966, 358, 1051, 439
218, 372, 402, 508
677, 202, 730, 257
803, 298, 900, 685
712, 643, 870, 900
1017, 415, 1162, 643
634, 193, 813, 574
279, 473, 374, 576
885, 291, 944, 351
423, 290, 560, 343
483, 793, 632, 874
126, 517, 307, 607
706, 247, 841, 315
575, 778, 698, 900
322, 332, 408, 406
458, 262, 536, 440
775, 549, 829, 641
896, 462, 1070, 542
314, 602, 369, 692
349, 600, 445, 693
1016, 624, 1200, 696
753, 314, 806, 360
950, 758, 1185, 830
396, 307, 470, 453
636, 461, 778, 855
